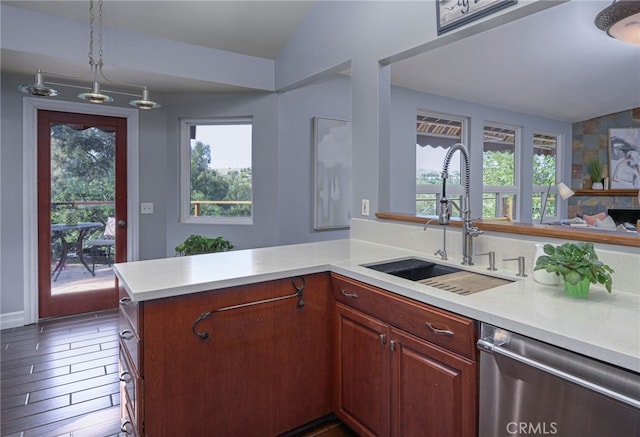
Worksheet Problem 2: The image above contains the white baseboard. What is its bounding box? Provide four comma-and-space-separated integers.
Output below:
1, 311, 25, 330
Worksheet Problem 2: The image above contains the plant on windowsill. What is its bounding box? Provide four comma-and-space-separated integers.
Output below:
175, 234, 234, 256
587, 157, 603, 189
533, 242, 613, 298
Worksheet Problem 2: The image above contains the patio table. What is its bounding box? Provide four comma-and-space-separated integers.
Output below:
51, 222, 103, 281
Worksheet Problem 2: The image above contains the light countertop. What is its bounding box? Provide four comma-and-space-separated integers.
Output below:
114, 238, 640, 373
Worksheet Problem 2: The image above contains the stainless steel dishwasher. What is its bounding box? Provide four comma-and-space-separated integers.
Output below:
477, 323, 640, 437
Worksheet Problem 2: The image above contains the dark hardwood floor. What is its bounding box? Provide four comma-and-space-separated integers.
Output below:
1, 310, 121, 437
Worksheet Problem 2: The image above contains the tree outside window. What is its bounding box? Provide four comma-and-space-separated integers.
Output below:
180, 118, 253, 224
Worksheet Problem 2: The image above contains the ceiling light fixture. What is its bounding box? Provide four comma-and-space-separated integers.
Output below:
18, 0, 160, 109
595, 0, 640, 45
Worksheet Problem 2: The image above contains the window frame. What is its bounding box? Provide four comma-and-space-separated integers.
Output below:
415, 110, 469, 216
532, 130, 563, 222
482, 121, 521, 220
179, 117, 253, 225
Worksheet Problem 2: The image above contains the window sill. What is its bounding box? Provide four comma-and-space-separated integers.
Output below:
375, 212, 640, 248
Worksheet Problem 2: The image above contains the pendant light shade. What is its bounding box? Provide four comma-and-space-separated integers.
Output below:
17, 0, 160, 109
78, 81, 114, 103
129, 87, 161, 109
18, 70, 59, 97
595, 0, 640, 45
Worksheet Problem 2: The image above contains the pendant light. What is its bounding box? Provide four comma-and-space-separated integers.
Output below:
18, 0, 160, 109
595, 0, 640, 45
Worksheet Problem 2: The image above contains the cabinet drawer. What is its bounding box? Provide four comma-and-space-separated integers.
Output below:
332, 274, 477, 359
119, 347, 142, 436
119, 314, 141, 370
119, 286, 140, 336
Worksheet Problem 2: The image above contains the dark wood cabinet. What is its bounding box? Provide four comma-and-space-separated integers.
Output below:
118, 273, 333, 436
332, 274, 478, 437
334, 303, 391, 436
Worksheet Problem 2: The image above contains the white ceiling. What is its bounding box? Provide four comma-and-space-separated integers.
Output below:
2, 1, 639, 122
390, 1, 640, 122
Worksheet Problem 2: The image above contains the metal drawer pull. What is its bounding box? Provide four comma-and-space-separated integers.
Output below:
379, 334, 386, 345
426, 322, 454, 336
119, 329, 134, 341
119, 297, 132, 306
119, 371, 132, 384
192, 276, 306, 340
121, 420, 133, 434
341, 289, 359, 298
390, 340, 396, 352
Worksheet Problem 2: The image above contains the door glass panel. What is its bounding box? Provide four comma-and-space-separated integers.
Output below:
49, 124, 115, 295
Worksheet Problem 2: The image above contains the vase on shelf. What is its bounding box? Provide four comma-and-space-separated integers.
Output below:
591, 182, 604, 190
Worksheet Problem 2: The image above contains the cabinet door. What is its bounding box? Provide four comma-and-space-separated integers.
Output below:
390, 327, 477, 437
142, 273, 332, 436
334, 303, 391, 437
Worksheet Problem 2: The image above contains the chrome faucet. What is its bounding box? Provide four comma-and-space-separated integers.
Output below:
439, 143, 483, 266
424, 219, 447, 260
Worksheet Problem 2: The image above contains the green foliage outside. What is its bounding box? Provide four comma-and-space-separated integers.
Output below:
190, 141, 252, 217
416, 151, 557, 219
50, 125, 115, 239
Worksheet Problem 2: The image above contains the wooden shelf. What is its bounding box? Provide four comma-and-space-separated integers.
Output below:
573, 189, 638, 196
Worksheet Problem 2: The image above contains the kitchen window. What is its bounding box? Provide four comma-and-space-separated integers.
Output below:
416, 112, 468, 216
179, 118, 253, 224
482, 123, 520, 220
532, 132, 560, 221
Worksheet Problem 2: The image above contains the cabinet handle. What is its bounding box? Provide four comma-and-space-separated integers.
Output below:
119, 297, 132, 306
341, 289, 359, 298
425, 322, 454, 337
379, 334, 386, 345
390, 340, 396, 352
119, 371, 132, 384
119, 329, 134, 341
121, 420, 133, 434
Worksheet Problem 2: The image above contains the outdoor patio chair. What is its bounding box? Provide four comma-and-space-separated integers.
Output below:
85, 217, 115, 272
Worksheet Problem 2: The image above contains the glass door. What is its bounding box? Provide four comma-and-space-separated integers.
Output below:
37, 110, 127, 319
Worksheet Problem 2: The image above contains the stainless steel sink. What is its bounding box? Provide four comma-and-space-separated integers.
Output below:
363, 258, 513, 296
364, 258, 461, 281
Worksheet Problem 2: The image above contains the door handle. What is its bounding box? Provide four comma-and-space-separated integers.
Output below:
117, 219, 126, 228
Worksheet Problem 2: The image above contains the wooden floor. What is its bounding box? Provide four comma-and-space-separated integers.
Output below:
1, 310, 121, 437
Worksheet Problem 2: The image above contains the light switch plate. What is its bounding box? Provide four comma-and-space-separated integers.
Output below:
140, 202, 154, 214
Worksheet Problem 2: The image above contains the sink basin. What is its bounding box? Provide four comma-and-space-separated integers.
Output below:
364, 258, 461, 281
363, 257, 513, 296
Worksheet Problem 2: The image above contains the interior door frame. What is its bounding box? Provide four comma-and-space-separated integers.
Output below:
22, 97, 140, 325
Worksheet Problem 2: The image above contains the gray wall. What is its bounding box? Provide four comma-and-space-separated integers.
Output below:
0, 72, 352, 318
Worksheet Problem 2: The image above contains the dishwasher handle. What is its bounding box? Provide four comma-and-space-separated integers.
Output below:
477, 338, 640, 410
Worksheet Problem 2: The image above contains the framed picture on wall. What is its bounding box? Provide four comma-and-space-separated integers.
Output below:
608, 128, 640, 189
313, 117, 351, 230
436, 0, 517, 35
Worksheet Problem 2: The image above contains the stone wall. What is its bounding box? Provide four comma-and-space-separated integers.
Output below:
569, 108, 640, 217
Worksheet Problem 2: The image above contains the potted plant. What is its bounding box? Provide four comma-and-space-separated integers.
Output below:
587, 157, 603, 189
533, 242, 613, 298
175, 234, 233, 256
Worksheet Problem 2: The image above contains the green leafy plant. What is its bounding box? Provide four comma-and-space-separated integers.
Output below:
587, 157, 603, 184
175, 234, 233, 256
533, 242, 613, 293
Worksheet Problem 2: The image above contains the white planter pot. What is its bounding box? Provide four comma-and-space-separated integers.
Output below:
533, 243, 561, 285
591, 182, 604, 190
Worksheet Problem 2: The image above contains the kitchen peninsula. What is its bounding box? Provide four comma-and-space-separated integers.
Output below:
114, 218, 640, 436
